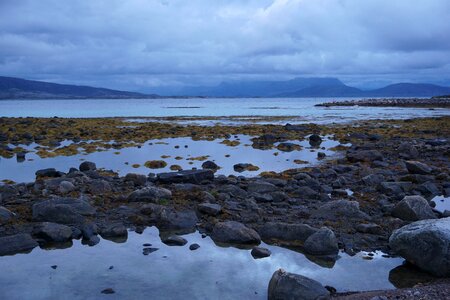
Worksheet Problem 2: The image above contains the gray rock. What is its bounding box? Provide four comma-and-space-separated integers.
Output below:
79, 161, 96, 172
259, 222, 317, 245
303, 227, 339, 256
294, 186, 320, 200
127, 186, 172, 203
35, 168, 62, 178
347, 150, 383, 162
0, 234, 38, 256
251, 246, 271, 259
356, 223, 383, 235
314, 200, 370, 220
268, 269, 330, 300
198, 203, 222, 216
392, 195, 437, 221
0, 206, 15, 224
162, 235, 187, 246
101, 224, 128, 239
189, 243, 200, 250
124, 173, 147, 186
211, 221, 261, 245
398, 142, 419, 159
58, 181, 75, 194
32, 197, 96, 224
379, 181, 413, 196
202, 160, 219, 170
34, 222, 73, 242
88, 179, 112, 194
405, 161, 432, 175
157, 169, 214, 184
309, 134, 323, 147
155, 208, 198, 232
389, 217, 450, 277
247, 181, 277, 193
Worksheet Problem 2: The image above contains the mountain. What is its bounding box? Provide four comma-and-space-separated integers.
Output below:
0, 76, 160, 99
368, 83, 450, 97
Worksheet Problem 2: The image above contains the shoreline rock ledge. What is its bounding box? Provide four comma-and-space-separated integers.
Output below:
389, 217, 450, 277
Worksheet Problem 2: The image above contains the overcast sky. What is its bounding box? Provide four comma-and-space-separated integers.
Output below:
1, 0, 449, 91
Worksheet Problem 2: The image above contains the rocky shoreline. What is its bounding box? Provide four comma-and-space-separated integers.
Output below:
316, 97, 450, 108
1, 116, 450, 298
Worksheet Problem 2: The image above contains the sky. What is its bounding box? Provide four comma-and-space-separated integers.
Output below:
0, 0, 450, 92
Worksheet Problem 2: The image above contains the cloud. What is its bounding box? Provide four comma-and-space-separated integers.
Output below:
0, 0, 449, 91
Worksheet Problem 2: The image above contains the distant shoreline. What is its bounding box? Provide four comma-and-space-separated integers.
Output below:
316, 97, 450, 108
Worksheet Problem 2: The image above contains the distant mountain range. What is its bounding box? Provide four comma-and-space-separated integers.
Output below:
1, 75, 450, 99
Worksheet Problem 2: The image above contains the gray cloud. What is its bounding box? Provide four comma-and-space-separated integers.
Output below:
0, 0, 449, 91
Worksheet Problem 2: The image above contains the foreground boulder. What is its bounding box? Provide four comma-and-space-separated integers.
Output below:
211, 221, 261, 245
0, 234, 38, 256
157, 169, 214, 184
268, 269, 330, 300
389, 217, 450, 277
303, 227, 339, 256
392, 195, 437, 221
32, 197, 96, 224
33, 222, 73, 243
127, 186, 172, 203
259, 222, 317, 245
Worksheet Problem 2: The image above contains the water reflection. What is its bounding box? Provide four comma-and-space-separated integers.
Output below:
0, 227, 409, 300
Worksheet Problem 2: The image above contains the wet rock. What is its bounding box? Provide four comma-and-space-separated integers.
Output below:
405, 160, 432, 175
0, 206, 15, 224
233, 163, 259, 172
347, 150, 383, 162
259, 222, 317, 244
34, 222, 73, 243
81, 223, 98, 240
309, 134, 323, 147
189, 243, 200, 250
392, 195, 437, 221
314, 200, 370, 220
124, 173, 147, 186
35, 168, 63, 178
79, 161, 96, 172
0, 234, 38, 256
211, 221, 261, 245
127, 186, 172, 203
157, 169, 214, 184
317, 152, 326, 159
101, 224, 128, 239
198, 203, 222, 216
143, 247, 159, 255
251, 246, 271, 259
247, 181, 277, 194
277, 142, 301, 152
303, 227, 339, 256
162, 235, 187, 246
32, 197, 96, 224
58, 181, 75, 194
101, 288, 115, 294
268, 269, 330, 300
389, 217, 450, 277
202, 160, 219, 170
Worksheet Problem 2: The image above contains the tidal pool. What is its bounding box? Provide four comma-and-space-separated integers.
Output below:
0, 227, 407, 300
431, 195, 450, 213
0, 135, 342, 183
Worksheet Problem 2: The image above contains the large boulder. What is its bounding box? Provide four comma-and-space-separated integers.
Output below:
303, 227, 339, 256
0, 234, 38, 256
405, 160, 432, 175
157, 170, 214, 184
389, 217, 450, 277
268, 269, 330, 300
313, 200, 370, 220
392, 195, 437, 221
32, 197, 96, 224
259, 222, 317, 245
127, 186, 172, 203
33, 222, 73, 243
211, 221, 261, 245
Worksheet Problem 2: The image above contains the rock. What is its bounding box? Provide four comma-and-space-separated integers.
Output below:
398, 142, 419, 159
389, 217, 450, 277
154, 208, 198, 232
247, 181, 277, 193
58, 181, 75, 194
392, 195, 437, 221
202, 160, 219, 170
277, 142, 301, 152
35, 168, 62, 178
309, 134, 323, 147
233, 163, 259, 172
101, 224, 128, 239
293, 186, 320, 200
347, 150, 383, 162
32, 197, 96, 224
124, 173, 147, 186
198, 203, 222, 216
317, 152, 326, 159
268, 269, 330, 300
405, 161, 432, 175
211, 221, 261, 245
314, 200, 370, 220
101, 288, 115, 294
251, 246, 271, 259
157, 169, 214, 184
259, 222, 317, 245
303, 227, 339, 256
284, 124, 308, 132
33, 222, 73, 242
0, 234, 38, 256
162, 235, 187, 246
189, 243, 200, 250
356, 223, 383, 235
379, 182, 413, 196
127, 186, 172, 203
88, 179, 112, 194
79, 161, 96, 172
0, 206, 15, 224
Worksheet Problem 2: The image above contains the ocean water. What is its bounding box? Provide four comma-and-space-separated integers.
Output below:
0, 98, 449, 123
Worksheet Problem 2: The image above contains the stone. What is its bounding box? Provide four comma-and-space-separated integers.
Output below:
157, 169, 214, 184
32, 197, 96, 224
101, 224, 128, 239
0, 234, 38, 256
309, 134, 323, 147
314, 200, 370, 220
347, 150, 383, 162
127, 186, 172, 203
88, 179, 112, 194
34, 222, 73, 242
251, 246, 271, 259
35, 168, 62, 178
277, 142, 301, 152
405, 161, 432, 175
392, 195, 437, 221
79, 161, 96, 172
259, 222, 317, 244
247, 181, 277, 194
303, 227, 339, 256
198, 203, 222, 216
162, 235, 187, 246
124, 173, 147, 186
317, 152, 326, 159
356, 223, 383, 235
379, 182, 413, 196
268, 269, 330, 300
398, 142, 419, 159
202, 160, 219, 170
189, 243, 200, 250
233, 163, 259, 172
0, 206, 15, 224
154, 208, 198, 232
58, 181, 75, 194
211, 221, 261, 245
389, 217, 450, 277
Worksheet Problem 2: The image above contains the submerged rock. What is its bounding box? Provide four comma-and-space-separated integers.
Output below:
0, 234, 38, 256
389, 217, 450, 277
268, 269, 330, 300
392, 195, 437, 221
211, 221, 261, 245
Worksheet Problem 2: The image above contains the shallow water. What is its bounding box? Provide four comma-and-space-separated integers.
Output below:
0, 135, 341, 183
1, 98, 448, 123
431, 195, 450, 213
0, 227, 405, 300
